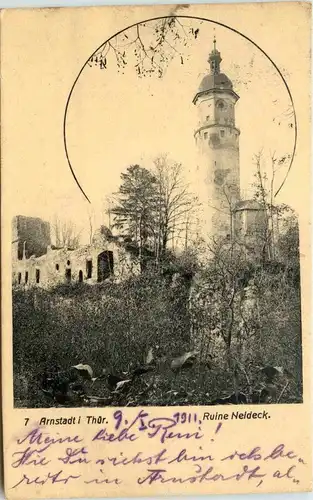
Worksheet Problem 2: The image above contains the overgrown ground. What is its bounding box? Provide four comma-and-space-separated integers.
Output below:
13, 261, 302, 408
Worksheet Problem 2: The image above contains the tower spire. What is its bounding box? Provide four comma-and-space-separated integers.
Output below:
208, 36, 222, 75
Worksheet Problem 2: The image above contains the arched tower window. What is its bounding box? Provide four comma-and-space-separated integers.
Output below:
216, 100, 227, 110
215, 99, 229, 125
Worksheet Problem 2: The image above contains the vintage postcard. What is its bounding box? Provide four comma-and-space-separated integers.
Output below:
1, 2, 312, 499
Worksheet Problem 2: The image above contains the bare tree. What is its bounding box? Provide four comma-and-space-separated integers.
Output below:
87, 206, 96, 245
102, 195, 114, 230
88, 13, 201, 78
252, 151, 272, 260
252, 150, 291, 261
152, 155, 198, 261
52, 216, 81, 249
221, 183, 239, 243
189, 236, 256, 401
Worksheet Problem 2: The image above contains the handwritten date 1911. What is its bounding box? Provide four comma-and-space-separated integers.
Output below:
173, 412, 199, 424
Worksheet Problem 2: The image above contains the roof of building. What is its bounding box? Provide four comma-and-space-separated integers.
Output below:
234, 200, 265, 212
197, 73, 233, 94
193, 38, 238, 102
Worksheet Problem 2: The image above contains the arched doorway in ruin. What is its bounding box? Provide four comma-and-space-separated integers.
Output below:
97, 251, 114, 282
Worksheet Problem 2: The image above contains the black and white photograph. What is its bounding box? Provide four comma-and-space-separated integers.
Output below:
11, 12, 303, 409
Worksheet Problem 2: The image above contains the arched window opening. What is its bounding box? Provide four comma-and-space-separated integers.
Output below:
65, 268, 71, 282
86, 260, 92, 279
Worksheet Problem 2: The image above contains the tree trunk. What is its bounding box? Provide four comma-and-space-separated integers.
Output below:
138, 214, 143, 272
162, 231, 168, 254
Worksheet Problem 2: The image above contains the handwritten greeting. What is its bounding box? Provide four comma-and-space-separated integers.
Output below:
9, 409, 308, 495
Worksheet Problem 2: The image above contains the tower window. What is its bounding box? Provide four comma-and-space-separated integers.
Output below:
204, 132, 208, 139
25, 271, 28, 284
220, 130, 225, 137
67, 260, 70, 266
206, 115, 210, 121
18, 272, 22, 284
36, 269, 40, 283
56, 263, 59, 271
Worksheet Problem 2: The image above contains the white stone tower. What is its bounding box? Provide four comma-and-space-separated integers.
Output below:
193, 38, 241, 241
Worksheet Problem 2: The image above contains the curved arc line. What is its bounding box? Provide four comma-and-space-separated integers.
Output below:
63, 14, 297, 203
63, 69, 91, 203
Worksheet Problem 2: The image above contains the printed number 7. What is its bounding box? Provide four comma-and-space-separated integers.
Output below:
24, 418, 29, 426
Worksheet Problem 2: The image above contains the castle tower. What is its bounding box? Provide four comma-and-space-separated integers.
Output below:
193, 38, 241, 240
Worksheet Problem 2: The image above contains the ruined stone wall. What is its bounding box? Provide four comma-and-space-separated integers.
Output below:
12, 216, 51, 261
12, 240, 140, 288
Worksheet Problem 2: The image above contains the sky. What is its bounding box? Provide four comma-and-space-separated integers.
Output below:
3, 11, 298, 244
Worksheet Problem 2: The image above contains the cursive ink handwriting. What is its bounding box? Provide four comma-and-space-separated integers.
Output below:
10, 413, 307, 492
17, 427, 83, 452
137, 463, 266, 486
12, 470, 80, 489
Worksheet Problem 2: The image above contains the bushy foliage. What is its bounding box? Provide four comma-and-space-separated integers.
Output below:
189, 241, 302, 405
13, 248, 302, 408
13, 272, 191, 407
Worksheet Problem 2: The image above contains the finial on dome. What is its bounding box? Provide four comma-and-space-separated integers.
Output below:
208, 36, 222, 74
